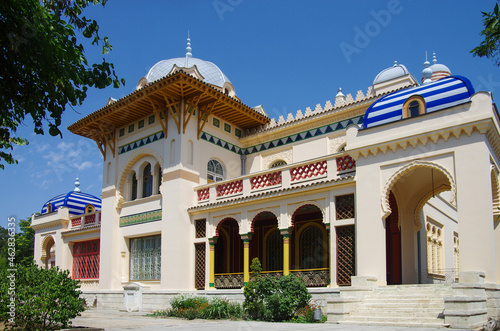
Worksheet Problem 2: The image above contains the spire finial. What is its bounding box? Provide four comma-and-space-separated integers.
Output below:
74, 177, 81, 193
422, 51, 432, 85
432, 52, 437, 65
185, 32, 192, 67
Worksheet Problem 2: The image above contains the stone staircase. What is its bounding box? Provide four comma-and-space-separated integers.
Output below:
329, 284, 453, 328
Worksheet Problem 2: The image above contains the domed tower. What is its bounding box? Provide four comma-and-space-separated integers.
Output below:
136, 38, 237, 98
41, 179, 101, 215
372, 61, 418, 95
429, 52, 451, 81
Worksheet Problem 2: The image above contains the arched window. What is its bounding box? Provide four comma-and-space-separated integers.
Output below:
157, 166, 162, 195
207, 159, 224, 183
403, 95, 426, 119
267, 230, 283, 271
131, 172, 138, 201
85, 204, 95, 214
270, 160, 287, 168
46, 203, 53, 214
300, 226, 323, 269
143, 164, 153, 198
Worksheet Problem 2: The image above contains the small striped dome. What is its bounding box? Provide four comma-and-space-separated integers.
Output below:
364, 76, 475, 128
41, 191, 101, 215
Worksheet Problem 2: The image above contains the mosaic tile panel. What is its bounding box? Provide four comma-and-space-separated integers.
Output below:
118, 131, 165, 155
119, 209, 162, 227
201, 115, 364, 155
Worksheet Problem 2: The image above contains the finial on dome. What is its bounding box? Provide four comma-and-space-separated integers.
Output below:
422, 51, 432, 85
74, 177, 81, 193
432, 52, 437, 65
335, 87, 345, 98
393, 61, 398, 67
185, 32, 192, 67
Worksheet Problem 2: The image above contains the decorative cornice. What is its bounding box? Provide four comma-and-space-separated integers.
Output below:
31, 219, 67, 231
350, 121, 492, 161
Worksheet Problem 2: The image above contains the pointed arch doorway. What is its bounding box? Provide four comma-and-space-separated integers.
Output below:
386, 191, 401, 285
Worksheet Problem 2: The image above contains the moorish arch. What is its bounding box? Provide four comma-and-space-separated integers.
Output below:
381, 160, 456, 228
290, 201, 326, 228
214, 216, 241, 236
250, 210, 279, 232
116, 149, 164, 207
40, 235, 55, 268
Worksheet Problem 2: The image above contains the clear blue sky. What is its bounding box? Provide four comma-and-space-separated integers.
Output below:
1, 0, 499, 228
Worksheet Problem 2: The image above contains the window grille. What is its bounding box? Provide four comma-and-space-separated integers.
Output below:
130, 235, 161, 281
267, 230, 283, 271
73, 239, 100, 279
336, 194, 355, 219
194, 243, 205, 290
195, 219, 206, 238
336, 225, 355, 286
301, 226, 323, 269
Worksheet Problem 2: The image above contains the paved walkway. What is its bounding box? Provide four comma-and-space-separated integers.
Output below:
69, 309, 471, 331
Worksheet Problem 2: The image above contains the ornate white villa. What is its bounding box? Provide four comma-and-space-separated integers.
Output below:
31, 40, 500, 328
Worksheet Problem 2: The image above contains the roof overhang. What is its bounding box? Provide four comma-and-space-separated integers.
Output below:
68, 70, 270, 141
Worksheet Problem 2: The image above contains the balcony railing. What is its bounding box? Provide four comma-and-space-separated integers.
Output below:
196, 153, 355, 204
70, 211, 101, 230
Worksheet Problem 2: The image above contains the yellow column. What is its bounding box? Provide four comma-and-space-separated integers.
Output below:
241, 234, 252, 285
280, 229, 292, 276
209, 237, 217, 288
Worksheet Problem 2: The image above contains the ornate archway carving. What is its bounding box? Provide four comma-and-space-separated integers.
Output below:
381, 160, 456, 225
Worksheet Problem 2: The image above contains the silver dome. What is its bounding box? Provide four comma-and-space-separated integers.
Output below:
145, 57, 231, 88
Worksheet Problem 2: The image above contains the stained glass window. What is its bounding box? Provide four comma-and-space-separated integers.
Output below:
130, 235, 161, 280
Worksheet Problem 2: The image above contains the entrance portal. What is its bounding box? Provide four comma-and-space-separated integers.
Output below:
386, 191, 401, 285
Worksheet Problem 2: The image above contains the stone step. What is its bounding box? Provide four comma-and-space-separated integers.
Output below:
359, 301, 444, 309
337, 320, 449, 328
343, 314, 445, 324
352, 307, 444, 318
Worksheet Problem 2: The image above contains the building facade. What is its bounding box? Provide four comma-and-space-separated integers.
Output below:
32, 45, 500, 327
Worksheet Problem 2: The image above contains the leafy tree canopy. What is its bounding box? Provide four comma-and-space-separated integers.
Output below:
0, 0, 124, 169
0, 217, 35, 269
471, 1, 500, 66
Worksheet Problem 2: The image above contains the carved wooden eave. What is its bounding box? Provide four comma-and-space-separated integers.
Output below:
348, 120, 494, 161
67, 71, 270, 155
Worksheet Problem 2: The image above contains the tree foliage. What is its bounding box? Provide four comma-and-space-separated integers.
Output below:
0, 0, 124, 169
471, 1, 500, 66
0, 217, 35, 269
0, 264, 85, 330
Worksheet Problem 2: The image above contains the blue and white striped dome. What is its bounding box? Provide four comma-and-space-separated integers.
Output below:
364, 76, 475, 128
41, 191, 101, 215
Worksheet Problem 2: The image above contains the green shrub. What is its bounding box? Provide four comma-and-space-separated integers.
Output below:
0, 263, 85, 330
243, 274, 311, 322
152, 295, 243, 320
